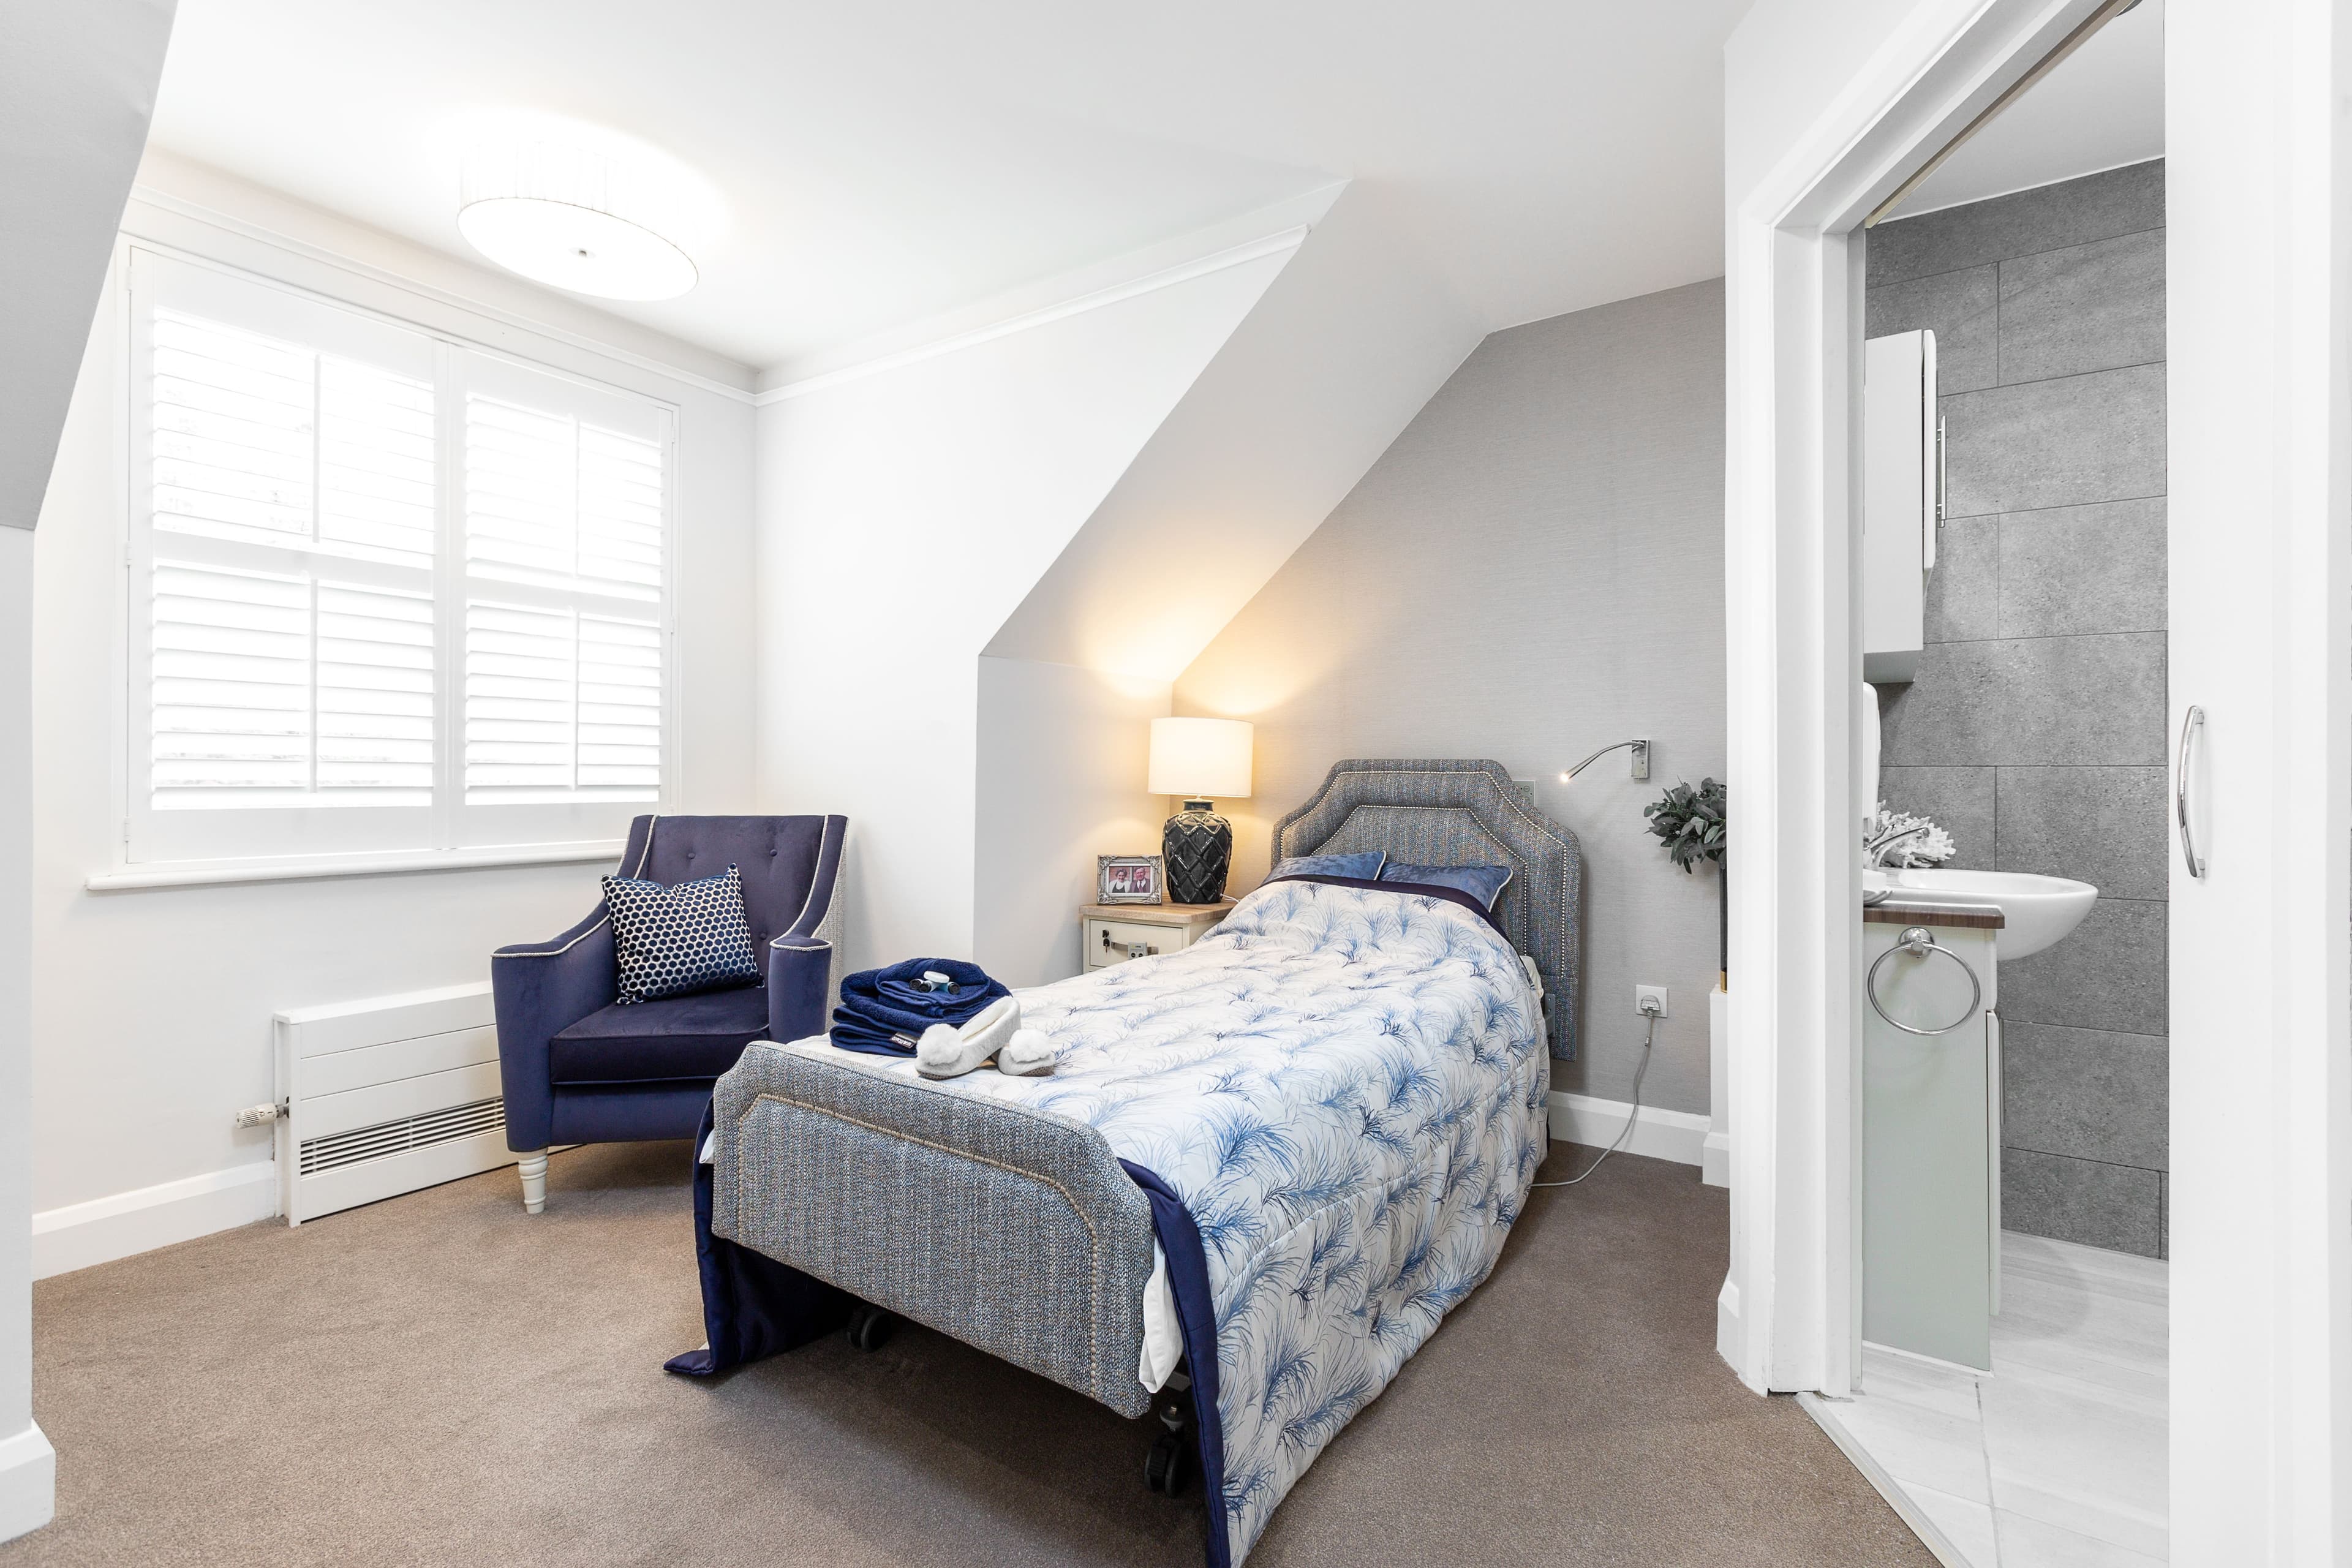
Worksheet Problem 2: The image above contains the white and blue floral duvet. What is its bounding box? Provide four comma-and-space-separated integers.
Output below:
990, 877, 1550, 1563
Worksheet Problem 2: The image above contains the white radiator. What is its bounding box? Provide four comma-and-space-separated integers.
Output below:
274, 981, 511, 1225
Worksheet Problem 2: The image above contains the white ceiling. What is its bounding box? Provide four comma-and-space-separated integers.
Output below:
147, 1, 1749, 374
1900, 0, 2163, 217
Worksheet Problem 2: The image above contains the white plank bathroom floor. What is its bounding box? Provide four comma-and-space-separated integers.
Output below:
1801, 1232, 2168, 1567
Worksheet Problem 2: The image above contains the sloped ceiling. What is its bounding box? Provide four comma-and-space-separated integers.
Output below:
0, 0, 178, 530
984, 183, 1482, 680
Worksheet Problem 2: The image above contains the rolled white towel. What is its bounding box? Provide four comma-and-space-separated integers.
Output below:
915, 995, 1020, 1079
996, 1027, 1057, 1076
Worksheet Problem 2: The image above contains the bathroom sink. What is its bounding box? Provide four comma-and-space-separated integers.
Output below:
1862, 867, 2098, 961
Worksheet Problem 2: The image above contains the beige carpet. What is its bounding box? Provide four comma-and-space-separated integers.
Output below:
8, 1140, 1931, 1567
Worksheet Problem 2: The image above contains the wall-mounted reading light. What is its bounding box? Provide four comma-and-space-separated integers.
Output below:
1561, 739, 1650, 784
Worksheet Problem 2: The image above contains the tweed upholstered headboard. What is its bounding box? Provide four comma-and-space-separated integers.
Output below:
1270, 758, 1583, 1060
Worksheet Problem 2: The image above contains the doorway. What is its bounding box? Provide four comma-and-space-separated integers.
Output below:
1716, 0, 2352, 1561
1807, 6, 2169, 1561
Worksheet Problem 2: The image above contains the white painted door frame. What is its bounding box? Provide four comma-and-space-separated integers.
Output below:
1721, 0, 2351, 1556
1721, 0, 2119, 1401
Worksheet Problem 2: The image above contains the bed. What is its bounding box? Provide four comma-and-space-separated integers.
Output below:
670, 758, 1583, 1567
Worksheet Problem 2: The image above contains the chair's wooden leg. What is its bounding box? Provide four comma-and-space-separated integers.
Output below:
518, 1150, 548, 1214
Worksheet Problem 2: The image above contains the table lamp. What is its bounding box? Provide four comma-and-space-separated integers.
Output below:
1148, 717, 1253, 904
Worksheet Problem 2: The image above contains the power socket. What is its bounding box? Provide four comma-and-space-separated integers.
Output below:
1634, 985, 1668, 1018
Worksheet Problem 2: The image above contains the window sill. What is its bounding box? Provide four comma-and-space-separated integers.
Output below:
86, 840, 625, 892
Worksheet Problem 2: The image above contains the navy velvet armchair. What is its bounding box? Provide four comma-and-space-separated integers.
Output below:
491, 813, 846, 1212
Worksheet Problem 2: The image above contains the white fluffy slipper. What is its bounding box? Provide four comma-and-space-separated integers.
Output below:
996, 1027, 1057, 1076
915, 995, 1020, 1079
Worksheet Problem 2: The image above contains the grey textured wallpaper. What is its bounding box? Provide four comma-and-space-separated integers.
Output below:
1869, 160, 2168, 1257
1174, 280, 1727, 1115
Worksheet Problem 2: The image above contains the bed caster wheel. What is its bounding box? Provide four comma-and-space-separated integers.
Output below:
847, 1304, 894, 1352
1145, 1430, 1189, 1497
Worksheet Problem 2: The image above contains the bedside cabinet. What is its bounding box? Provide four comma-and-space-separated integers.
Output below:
1081, 900, 1232, 972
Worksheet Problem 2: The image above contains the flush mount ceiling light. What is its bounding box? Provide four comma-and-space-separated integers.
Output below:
458, 140, 697, 301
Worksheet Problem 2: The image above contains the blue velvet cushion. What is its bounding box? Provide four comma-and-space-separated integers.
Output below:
1378, 859, 1513, 910
1270, 851, 1387, 881
549, 986, 770, 1084
602, 864, 760, 1003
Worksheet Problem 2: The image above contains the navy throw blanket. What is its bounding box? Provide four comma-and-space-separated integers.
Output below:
829, 957, 1010, 1057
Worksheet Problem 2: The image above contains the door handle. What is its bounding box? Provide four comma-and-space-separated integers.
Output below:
2176, 704, 2207, 879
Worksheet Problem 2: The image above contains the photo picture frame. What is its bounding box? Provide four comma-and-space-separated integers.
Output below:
1096, 853, 1167, 905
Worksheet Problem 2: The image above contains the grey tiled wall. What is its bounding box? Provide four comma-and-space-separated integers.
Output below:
1869, 160, 2168, 1259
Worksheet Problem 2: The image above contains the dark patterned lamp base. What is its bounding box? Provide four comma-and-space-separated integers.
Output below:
1162, 800, 1232, 905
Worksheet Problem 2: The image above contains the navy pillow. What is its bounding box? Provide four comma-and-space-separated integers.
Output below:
1271, 851, 1387, 881
601, 864, 760, 1004
1379, 860, 1513, 910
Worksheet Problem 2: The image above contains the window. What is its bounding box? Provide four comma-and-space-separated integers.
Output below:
126, 249, 673, 866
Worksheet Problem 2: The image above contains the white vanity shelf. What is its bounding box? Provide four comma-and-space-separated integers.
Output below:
1861, 895, 2005, 1373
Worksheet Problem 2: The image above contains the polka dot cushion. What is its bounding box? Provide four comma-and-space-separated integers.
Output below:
601, 864, 761, 1004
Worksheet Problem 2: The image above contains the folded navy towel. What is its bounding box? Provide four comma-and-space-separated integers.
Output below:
831, 958, 1011, 1057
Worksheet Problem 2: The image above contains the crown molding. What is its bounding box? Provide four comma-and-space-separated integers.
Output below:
753, 225, 1311, 407
125, 179, 760, 404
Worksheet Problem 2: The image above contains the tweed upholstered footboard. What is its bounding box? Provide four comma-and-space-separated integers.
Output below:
709, 1040, 1162, 1418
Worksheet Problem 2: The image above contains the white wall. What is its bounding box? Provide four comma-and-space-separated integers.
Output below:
753, 244, 1292, 975
1724, 0, 1929, 207
28, 171, 758, 1275
984, 187, 1479, 678
971, 657, 1169, 987
2, 0, 178, 1539
0, 529, 47, 1536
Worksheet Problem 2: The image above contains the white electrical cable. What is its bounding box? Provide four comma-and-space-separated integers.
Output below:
1531, 1007, 1658, 1188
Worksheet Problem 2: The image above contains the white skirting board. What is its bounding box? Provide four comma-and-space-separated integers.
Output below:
0, 1423, 56, 1544
1546, 1090, 1710, 1167
33, 1084, 1701, 1280
31, 1161, 278, 1281
1702, 1128, 1732, 1188
35, 984, 515, 1276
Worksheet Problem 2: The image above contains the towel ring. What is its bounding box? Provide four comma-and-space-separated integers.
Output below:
1866, 927, 1983, 1037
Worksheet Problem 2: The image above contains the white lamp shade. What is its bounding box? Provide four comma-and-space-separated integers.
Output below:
1149, 717, 1253, 799
458, 140, 698, 301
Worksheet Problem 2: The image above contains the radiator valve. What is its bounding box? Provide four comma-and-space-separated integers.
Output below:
233, 1101, 286, 1129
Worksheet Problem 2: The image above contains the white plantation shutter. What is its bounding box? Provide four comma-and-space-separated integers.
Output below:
463, 603, 661, 801
579, 428, 664, 594
150, 562, 311, 797
319, 356, 438, 566
126, 249, 671, 866
579, 615, 663, 790
462, 396, 663, 599
464, 399, 578, 587
317, 582, 436, 794
149, 312, 315, 548
459, 355, 666, 816
150, 313, 437, 567
148, 563, 434, 805
465, 600, 576, 794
